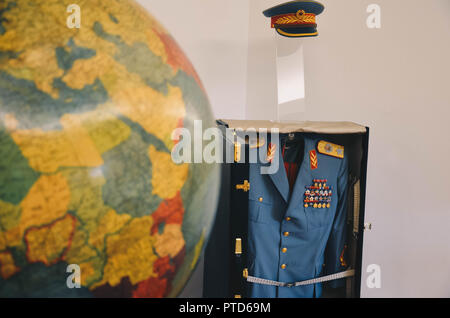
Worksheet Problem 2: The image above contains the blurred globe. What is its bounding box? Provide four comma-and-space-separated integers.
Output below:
0, 0, 219, 297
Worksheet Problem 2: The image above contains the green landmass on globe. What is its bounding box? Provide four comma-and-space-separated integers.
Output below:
0, 0, 219, 297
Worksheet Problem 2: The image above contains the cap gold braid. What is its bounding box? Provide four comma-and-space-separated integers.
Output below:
271, 10, 316, 28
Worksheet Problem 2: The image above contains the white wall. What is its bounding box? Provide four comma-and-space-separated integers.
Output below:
138, 0, 450, 297
140, 0, 249, 120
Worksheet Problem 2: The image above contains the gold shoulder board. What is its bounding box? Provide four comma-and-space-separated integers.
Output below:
317, 141, 344, 159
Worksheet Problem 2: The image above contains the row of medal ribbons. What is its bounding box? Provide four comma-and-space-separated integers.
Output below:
304, 179, 333, 209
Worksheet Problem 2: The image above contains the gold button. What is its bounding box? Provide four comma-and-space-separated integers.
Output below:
283, 232, 290, 237
282, 248, 287, 253
259, 197, 263, 202
281, 264, 287, 269
285, 217, 291, 221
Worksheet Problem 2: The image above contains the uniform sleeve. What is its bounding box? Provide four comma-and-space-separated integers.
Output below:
324, 154, 349, 288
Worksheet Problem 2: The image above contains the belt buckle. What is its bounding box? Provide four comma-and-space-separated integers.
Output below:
286, 283, 295, 288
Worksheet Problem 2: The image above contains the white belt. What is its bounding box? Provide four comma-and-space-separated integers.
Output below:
245, 269, 355, 288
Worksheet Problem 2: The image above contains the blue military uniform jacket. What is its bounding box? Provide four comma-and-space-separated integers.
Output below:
247, 134, 348, 298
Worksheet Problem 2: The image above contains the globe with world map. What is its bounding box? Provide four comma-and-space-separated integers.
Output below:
0, 0, 220, 297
